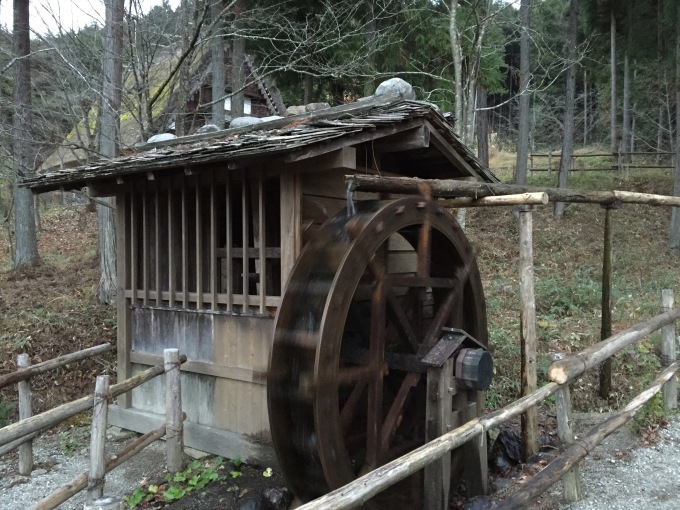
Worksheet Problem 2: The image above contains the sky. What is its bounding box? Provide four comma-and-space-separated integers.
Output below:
0, 0, 181, 35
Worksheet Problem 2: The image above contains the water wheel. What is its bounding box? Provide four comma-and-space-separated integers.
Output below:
267, 197, 488, 505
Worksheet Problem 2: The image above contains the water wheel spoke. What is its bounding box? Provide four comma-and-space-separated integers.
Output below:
418, 286, 458, 357
366, 279, 387, 468
340, 379, 368, 431
380, 372, 421, 453
416, 208, 431, 277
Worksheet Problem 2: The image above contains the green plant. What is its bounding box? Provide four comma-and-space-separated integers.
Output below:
0, 399, 15, 427
125, 457, 226, 508
58, 429, 83, 455
632, 392, 668, 433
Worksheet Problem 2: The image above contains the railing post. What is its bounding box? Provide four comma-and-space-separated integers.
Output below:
555, 384, 581, 502
661, 289, 677, 409
599, 203, 619, 399
519, 204, 538, 460
547, 151, 553, 176
88, 375, 110, 502
165, 348, 184, 473
17, 353, 33, 475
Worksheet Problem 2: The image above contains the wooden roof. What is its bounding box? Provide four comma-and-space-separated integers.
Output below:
24, 96, 498, 193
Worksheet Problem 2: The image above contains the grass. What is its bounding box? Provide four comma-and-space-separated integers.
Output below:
470, 158, 680, 414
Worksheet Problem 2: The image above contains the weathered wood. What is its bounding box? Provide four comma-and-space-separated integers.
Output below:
142, 187, 149, 305
661, 290, 677, 409
0, 357, 184, 447
373, 126, 430, 153
424, 357, 454, 510
548, 308, 680, 384
196, 176, 203, 309
297, 382, 561, 510
599, 206, 615, 399
225, 173, 233, 310
0, 431, 39, 457
347, 175, 680, 206
28, 426, 166, 510
438, 192, 548, 208
497, 363, 679, 510
242, 177, 250, 311
181, 178, 188, 308
168, 186, 176, 308
555, 385, 581, 502
117, 192, 131, 408
0, 344, 111, 389
280, 173, 301, 289
210, 172, 217, 309
154, 184, 161, 306
165, 348, 184, 473
519, 205, 538, 461
17, 353, 33, 475
258, 172, 266, 314
87, 375, 110, 501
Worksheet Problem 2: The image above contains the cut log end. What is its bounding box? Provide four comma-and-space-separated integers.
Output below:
547, 366, 568, 385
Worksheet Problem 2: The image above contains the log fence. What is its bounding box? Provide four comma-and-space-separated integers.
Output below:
308, 175, 680, 509
0, 345, 187, 510
528, 151, 675, 175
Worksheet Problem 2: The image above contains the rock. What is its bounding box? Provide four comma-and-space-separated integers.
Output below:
264, 487, 292, 510
196, 123, 221, 134
375, 77, 416, 100
146, 133, 176, 143
259, 115, 284, 122
286, 105, 306, 115
31, 469, 47, 476
305, 102, 330, 112
230, 116, 264, 128
236, 492, 271, 510
489, 427, 522, 474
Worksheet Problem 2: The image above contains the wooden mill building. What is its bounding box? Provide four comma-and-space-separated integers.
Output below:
25, 96, 498, 465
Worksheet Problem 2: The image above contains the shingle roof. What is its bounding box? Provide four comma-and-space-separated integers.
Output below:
24, 96, 498, 192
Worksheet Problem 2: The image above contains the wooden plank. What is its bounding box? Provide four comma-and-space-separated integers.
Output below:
182, 178, 189, 308
258, 172, 266, 314
117, 192, 132, 408
280, 173, 301, 289
165, 349, 184, 473
154, 184, 161, 306
168, 186, 175, 308
276, 147, 357, 175
599, 206, 615, 398
242, 176, 250, 312
373, 126, 430, 153
126, 290, 281, 307
17, 354, 33, 475
196, 175, 203, 309
87, 375, 109, 501
226, 174, 233, 311
130, 192, 138, 307
555, 385, 581, 502
210, 172, 217, 310
142, 186, 149, 305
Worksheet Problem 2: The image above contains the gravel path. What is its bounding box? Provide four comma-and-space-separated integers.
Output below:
1, 416, 679, 509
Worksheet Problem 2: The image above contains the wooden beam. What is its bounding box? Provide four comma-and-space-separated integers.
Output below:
278, 147, 357, 174
425, 122, 480, 179
438, 192, 548, 208
117, 193, 132, 408
373, 126, 430, 153
548, 307, 680, 384
347, 175, 680, 206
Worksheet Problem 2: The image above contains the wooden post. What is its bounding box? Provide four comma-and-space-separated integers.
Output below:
555, 385, 581, 502
17, 353, 33, 475
165, 348, 184, 473
88, 375, 110, 502
424, 357, 454, 510
661, 289, 677, 409
519, 205, 538, 461
547, 151, 553, 176
599, 204, 618, 399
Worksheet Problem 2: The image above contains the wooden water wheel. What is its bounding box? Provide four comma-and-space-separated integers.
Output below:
267, 197, 489, 505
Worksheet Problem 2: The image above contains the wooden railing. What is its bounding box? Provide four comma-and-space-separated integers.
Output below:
0, 346, 187, 510
297, 295, 679, 509
529, 151, 675, 174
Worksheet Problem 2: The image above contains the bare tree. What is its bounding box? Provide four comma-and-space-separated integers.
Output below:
97, 0, 124, 304
555, 0, 579, 219
12, 0, 40, 268
211, 0, 226, 126
669, 2, 680, 251
515, 0, 531, 186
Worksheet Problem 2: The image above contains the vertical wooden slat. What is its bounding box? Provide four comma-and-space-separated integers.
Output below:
164, 349, 184, 473
17, 353, 32, 475
182, 178, 189, 308
210, 171, 217, 310
556, 385, 582, 502
242, 175, 249, 312
226, 174, 233, 311
130, 192, 137, 307
661, 289, 677, 409
280, 173, 301, 290
87, 375, 110, 501
155, 183, 161, 306
117, 193, 132, 408
196, 175, 203, 309
599, 204, 616, 398
168, 185, 175, 307
142, 186, 149, 305
258, 172, 266, 315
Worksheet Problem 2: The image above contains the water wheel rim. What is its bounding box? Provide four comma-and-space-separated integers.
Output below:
268, 197, 487, 502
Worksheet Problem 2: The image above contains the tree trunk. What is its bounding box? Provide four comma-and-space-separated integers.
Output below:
449, 0, 463, 135
304, 74, 313, 104
515, 0, 531, 185
231, 1, 246, 118
669, 2, 680, 251
583, 70, 588, 146
622, 52, 631, 162
610, 10, 617, 155
12, 0, 40, 269
211, 0, 226, 127
97, 0, 124, 305
555, 0, 578, 219
476, 85, 489, 167
363, 0, 376, 97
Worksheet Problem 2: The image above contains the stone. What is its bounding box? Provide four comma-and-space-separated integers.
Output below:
263, 487, 292, 510
259, 115, 284, 122
230, 116, 264, 128
375, 77, 416, 100
235, 492, 270, 510
305, 102, 330, 112
196, 123, 221, 134
286, 105, 306, 115
146, 133, 176, 143
32, 469, 47, 476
